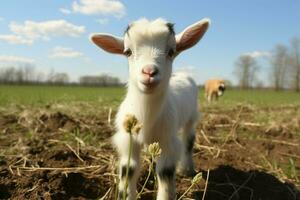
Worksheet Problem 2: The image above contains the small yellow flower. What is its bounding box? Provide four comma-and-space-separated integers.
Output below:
132, 123, 143, 135
148, 142, 162, 158
192, 172, 202, 184
123, 114, 142, 135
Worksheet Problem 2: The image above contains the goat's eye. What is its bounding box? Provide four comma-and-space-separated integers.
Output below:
124, 49, 132, 57
168, 49, 175, 58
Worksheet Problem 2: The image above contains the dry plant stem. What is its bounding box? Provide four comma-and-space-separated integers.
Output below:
200, 129, 211, 144
223, 106, 244, 148
258, 138, 298, 146
202, 169, 210, 200
279, 152, 300, 159
178, 172, 202, 200
114, 174, 120, 200
65, 143, 84, 163
10, 165, 101, 171
99, 187, 112, 200
137, 155, 154, 199
152, 165, 157, 200
48, 139, 84, 162
177, 182, 196, 200
108, 107, 112, 125
123, 132, 133, 200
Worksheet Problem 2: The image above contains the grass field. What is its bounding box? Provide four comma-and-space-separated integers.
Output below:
1, 85, 300, 107
0, 85, 125, 107
0, 85, 299, 199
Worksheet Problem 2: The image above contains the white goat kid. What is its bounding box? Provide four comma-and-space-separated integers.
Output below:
91, 18, 210, 200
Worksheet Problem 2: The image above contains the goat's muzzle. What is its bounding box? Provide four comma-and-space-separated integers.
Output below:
218, 85, 225, 92
140, 65, 160, 90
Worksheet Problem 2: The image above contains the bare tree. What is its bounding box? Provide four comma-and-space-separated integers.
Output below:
36, 71, 46, 83
0, 63, 39, 84
0, 67, 16, 83
290, 37, 300, 91
23, 65, 35, 82
51, 73, 69, 84
270, 44, 288, 90
15, 68, 24, 83
47, 68, 56, 83
234, 54, 259, 89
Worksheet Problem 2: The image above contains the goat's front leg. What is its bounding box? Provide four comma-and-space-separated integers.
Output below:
156, 137, 181, 200
113, 132, 141, 200
207, 92, 212, 103
178, 121, 196, 177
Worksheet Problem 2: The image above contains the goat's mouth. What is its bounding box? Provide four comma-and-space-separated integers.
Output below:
139, 77, 160, 92
217, 90, 224, 96
218, 85, 225, 96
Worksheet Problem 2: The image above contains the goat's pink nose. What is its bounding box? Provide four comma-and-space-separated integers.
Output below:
142, 66, 158, 77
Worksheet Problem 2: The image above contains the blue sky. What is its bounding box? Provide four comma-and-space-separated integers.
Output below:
0, 0, 299, 85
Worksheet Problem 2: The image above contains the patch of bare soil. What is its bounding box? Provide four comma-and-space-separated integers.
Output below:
192, 166, 299, 200
0, 105, 299, 199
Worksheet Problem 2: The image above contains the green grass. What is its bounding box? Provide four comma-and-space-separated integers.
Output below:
206, 89, 300, 107
0, 85, 125, 107
0, 85, 299, 108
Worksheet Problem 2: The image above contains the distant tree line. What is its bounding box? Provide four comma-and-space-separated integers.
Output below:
79, 74, 120, 86
0, 65, 121, 86
234, 37, 300, 91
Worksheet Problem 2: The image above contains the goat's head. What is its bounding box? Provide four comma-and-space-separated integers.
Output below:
218, 80, 226, 96
91, 18, 210, 93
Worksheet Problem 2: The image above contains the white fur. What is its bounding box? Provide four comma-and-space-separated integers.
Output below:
91, 18, 210, 200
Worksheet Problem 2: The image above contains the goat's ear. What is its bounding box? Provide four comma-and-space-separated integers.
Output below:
90, 33, 124, 55
175, 18, 210, 54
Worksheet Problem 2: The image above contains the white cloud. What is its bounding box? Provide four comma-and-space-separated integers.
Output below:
10, 20, 85, 40
0, 34, 33, 45
0, 17, 4, 22
63, 0, 126, 18
177, 65, 196, 71
50, 46, 83, 58
96, 18, 109, 25
0, 55, 35, 67
176, 65, 197, 73
0, 20, 85, 45
60, 8, 72, 15
244, 51, 271, 58
175, 65, 199, 79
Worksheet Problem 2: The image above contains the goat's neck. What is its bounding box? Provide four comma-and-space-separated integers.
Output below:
126, 83, 169, 124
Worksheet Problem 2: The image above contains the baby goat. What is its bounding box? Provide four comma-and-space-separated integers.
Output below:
204, 79, 226, 103
91, 18, 210, 200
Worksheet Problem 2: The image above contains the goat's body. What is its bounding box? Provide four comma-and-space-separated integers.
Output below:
205, 79, 225, 103
113, 73, 198, 200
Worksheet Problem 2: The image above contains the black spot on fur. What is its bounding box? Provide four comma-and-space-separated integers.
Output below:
166, 23, 175, 35
159, 166, 175, 180
125, 22, 174, 36
124, 24, 132, 36
121, 166, 134, 179
187, 135, 195, 153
